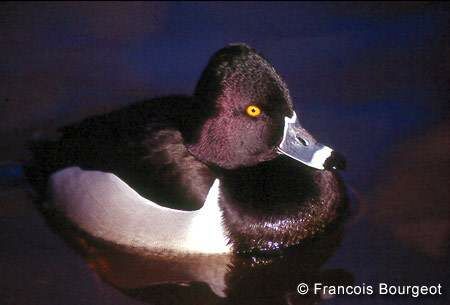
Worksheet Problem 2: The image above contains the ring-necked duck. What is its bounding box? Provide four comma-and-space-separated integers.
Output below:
26, 44, 346, 255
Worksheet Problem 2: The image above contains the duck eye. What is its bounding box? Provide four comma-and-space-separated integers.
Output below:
245, 105, 262, 117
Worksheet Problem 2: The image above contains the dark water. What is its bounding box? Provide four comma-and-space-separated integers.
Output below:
0, 2, 448, 305
0, 158, 448, 305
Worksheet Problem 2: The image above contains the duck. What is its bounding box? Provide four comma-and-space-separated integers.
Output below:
26, 43, 346, 256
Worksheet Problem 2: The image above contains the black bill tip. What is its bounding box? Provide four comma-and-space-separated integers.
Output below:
324, 151, 346, 171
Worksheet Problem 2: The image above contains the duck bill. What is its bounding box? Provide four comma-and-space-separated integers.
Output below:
277, 112, 345, 171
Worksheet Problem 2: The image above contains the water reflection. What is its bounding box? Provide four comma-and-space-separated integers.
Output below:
42, 209, 352, 305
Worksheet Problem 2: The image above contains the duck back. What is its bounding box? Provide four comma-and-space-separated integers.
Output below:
25, 96, 215, 210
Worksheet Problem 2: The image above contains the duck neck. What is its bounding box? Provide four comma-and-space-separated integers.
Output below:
218, 157, 345, 254
178, 96, 217, 145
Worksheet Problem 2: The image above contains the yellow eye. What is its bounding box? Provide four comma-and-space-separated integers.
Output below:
246, 105, 262, 117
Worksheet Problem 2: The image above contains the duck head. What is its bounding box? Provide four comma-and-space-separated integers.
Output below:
186, 44, 345, 171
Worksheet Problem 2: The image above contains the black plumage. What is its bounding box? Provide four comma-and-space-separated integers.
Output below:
26, 44, 347, 254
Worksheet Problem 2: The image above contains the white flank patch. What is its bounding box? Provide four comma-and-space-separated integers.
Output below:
49, 167, 231, 254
